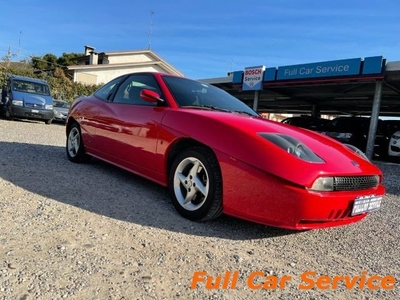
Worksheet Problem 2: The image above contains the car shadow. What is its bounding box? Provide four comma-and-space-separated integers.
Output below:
3, 118, 65, 126
51, 121, 66, 126
2, 118, 41, 124
0, 141, 297, 240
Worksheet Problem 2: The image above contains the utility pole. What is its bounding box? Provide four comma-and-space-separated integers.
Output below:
18, 31, 22, 57
6, 46, 12, 67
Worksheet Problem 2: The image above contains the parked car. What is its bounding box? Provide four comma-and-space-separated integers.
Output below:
53, 100, 70, 123
380, 119, 400, 160
388, 130, 400, 158
281, 116, 330, 130
320, 116, 385, 156
66, 72, 384, 230
0, 74, 54, 124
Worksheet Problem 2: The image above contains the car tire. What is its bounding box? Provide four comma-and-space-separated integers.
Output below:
5, 106, 13, 121
66, 122, 89, 163
45, 119, 53, 125
169, 146, 223, 221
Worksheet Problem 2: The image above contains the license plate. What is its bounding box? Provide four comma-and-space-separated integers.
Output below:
351, 195, 382, 216
31, 109, 39, 113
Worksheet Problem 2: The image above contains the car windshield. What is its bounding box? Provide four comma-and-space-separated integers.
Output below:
323, 118, 371, 131
54, 101, 71, 108
12, 79, 50, 96
162, 75, 259, 117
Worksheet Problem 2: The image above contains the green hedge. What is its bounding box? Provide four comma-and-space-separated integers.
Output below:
0, 65, 102, 103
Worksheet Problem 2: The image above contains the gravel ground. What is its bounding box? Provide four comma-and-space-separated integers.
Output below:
0, 118, 399, 300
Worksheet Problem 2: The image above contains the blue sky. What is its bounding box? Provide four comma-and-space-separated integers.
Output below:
1, 0, 400, 79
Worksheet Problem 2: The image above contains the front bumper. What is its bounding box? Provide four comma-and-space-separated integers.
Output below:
54, 114, 68, 122
11, 106, 54, 121
219, 155, 385, 230
388, 138, 400, 157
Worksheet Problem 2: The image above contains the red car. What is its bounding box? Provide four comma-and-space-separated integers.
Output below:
66, 72, 385, 230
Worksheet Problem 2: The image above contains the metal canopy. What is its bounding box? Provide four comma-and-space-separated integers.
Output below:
203, 68, 400, 117
201, 60, 400, 160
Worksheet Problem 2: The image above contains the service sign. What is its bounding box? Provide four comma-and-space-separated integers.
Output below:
242, 66, 265, 91
277, 58, 362, 81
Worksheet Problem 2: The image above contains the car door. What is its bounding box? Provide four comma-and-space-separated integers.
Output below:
94, 74, 168, 172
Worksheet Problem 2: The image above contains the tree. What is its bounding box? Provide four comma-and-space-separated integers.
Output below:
31, 56, 47, 70
57, 52, 83, 67
32, 53, 59, 70
43, 53, 58, 69
0, 62, 36, 87
1, 52, 101, 102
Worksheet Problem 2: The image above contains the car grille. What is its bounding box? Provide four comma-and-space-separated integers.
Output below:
333, 175, 379, 191
26, 103, 45, 109
390, 145, 400, 152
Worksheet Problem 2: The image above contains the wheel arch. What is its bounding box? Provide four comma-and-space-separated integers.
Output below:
167, 138, 224, 221
66, 117, 78, 137
166, 138, 220, 180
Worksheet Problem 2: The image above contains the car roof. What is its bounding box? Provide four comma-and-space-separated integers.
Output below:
331, 116, 373, 123
10, 74, 48, 85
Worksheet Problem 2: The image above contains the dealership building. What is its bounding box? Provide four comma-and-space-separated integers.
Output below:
202, 56, 400, 159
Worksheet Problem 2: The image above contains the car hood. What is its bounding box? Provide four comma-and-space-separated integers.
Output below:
162, 108, 383, 187
13, 91, 51, 106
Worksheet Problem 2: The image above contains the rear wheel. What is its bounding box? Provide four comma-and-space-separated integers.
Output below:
169, 147, 223, 221
66, 122, 89, 163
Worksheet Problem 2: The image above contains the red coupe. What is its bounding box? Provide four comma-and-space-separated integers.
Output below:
66, 72, 385, 230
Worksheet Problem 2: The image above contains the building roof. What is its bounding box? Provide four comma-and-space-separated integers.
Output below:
68, 48, 183, 77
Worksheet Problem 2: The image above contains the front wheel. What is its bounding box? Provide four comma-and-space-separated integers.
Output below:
44, 119, 53, 125
5, 106, 13, 121
169, 147, 223, 221
66, 122, 89, 163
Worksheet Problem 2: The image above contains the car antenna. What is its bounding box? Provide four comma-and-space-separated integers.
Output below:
147, 11, 155, 50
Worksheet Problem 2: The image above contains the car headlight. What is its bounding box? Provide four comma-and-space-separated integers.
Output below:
344, 144, 369, 161
45, 104, 53, 110
258, 133, 324, 163
310, 177, 334, 191
12, 100, 23, 106
53, 109, 62, 117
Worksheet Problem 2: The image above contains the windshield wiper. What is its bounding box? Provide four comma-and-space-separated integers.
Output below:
182, 105, 231, 112
182, 105, 258, 117
231, 110, 259, 117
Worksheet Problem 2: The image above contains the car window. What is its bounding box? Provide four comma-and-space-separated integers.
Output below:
324, 118, 379, 132
54, 101, 71, 108
113, 74, 161, 106
162, 75, 258, 116
11, 79, 50, 96
94, 76, 123, 101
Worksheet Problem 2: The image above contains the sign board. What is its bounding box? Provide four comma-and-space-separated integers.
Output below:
242, 66, 265, 91
362, 56, 384, 75
277, 58, 362, 81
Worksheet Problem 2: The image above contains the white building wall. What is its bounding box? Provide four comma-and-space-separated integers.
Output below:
75, 65, 165, 85
107, 53, 154, 64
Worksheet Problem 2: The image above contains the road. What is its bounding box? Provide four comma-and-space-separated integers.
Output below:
0, 119, 399, 299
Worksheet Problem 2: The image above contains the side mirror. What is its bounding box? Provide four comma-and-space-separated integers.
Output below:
140, 89, 164, 103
